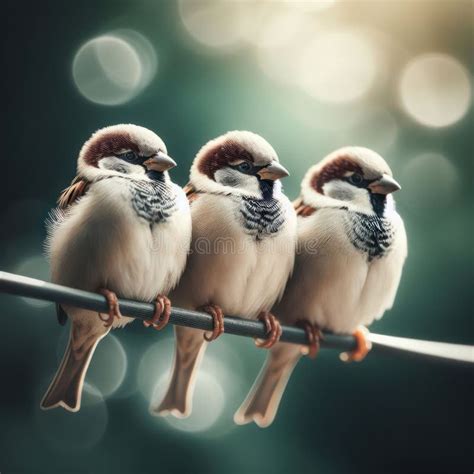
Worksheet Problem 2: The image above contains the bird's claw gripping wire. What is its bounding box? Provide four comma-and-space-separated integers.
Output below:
200, 304, 225, 341
255, 312, 282, 349
296, 320, 323, 359
340, 326, 372, 362
144, 295, 171, 330
98, 288, 122, 328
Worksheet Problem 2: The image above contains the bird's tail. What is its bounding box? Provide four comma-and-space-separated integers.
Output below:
152, 326, 207, 418
234, 343, 302, 428
41, 327, 106, 413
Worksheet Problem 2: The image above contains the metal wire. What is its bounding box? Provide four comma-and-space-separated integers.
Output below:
0, 271, 472, 367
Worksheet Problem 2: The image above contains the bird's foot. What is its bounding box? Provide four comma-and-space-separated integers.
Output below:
144, 295, 171, 330
199, 304, 225, 341
340, 326, 372, 362
296, 320, 323, 359
255, 312, 282, 349
98, 288, 122, 328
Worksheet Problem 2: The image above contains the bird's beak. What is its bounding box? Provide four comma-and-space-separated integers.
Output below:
257, 161, 290, 181
368, 174, 401, 194
143, 151, 177, 172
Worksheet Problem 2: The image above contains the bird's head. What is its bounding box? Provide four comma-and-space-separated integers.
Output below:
301, 147, 401, 217
190, 131, 289, 199
77, 124, 176, 181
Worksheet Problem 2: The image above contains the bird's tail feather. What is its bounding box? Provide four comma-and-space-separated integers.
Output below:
40, 332, 104, 412
234, 343, 302, 428
152, 326, 207, 418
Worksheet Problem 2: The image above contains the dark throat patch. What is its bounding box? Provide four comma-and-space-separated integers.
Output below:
345, 211, 395, 261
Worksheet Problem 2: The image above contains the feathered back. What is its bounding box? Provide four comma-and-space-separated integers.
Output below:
57, 176, 90, 209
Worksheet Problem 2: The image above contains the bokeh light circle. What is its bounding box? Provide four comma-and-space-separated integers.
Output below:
35, 380, 108, 451
298, 30, 377, 103
72, 31, 157, 106
151, 371, 225, 433
110, 29, 158, 91
86, 334, 128, 398
256, 9, 315, 87
137, 337, 176, 401
253, 8, 307, 50
138, 337, 244, 436
399, 53, 471, 127
14, 254, 51, 308
73, 35, 142, 105
289, 0, 336, 12
400, 153, 459, 209
55, 331, 127, 400
178, 0, 250, 50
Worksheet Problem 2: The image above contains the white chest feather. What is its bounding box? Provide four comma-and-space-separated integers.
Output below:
47, 177, 192, 308
171, 193, 296, 318
274, 207, 407, 333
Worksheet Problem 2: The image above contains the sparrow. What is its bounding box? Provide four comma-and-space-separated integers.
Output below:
235, 146, 408, 427
41, 124, 192, 412
153, 131, 297, 418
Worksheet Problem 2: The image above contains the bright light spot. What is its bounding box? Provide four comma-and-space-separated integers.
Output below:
55, 331, 127, 401
253, 8, 307, 50
256, 11, 314, 86
178, 1, 335, 52
73, 35, 141, 105
298, 30, 377, 103
110, 29, 158, 92
152, 370, 225, 433
35, 380, 108, 451
86, 334, 127, 399
138, 337, 244, 435
400, 153, 459, 209
178, 0, 250, 50
399, 53, 471, 127
72, 31, 157, 106
14, 255, 51, 308
290, 0, 336, 12
137, 337, 175, 401
369, 333, 474, 364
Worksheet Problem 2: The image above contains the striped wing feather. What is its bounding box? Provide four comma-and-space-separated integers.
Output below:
293, 197, 316, 217
183, 182, 201, 204
57, 176, 90, 209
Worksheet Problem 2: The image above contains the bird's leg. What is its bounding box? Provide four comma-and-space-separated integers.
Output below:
255, 312, 282, 349
296, 320, 323, 359
144, 295, 172, 330
98, 288, 122, 328
340, 326, 372, 362
199, 304, 225, 341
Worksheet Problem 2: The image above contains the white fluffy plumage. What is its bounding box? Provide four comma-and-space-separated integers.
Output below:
154, 131, 297, 419
235, 146, 407, 428
41, 124, 191, 412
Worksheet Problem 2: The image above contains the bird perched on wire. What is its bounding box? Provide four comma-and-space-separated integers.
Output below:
235, 146, 407, 427
153, 131, 297, 418
41, 124, 191, 412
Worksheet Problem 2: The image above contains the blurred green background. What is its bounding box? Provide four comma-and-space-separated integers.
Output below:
1, 1, 472, 473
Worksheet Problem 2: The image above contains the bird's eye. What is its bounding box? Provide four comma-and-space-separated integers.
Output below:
119, 151, 138, 163
349, 173, 363, 186
237, 162, 252, 173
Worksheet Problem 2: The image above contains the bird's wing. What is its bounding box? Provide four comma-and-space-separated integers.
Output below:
57, 176, 91, 209
50, 175, 91, 324
183, 182, 202, 204
293, 197, 316, 217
